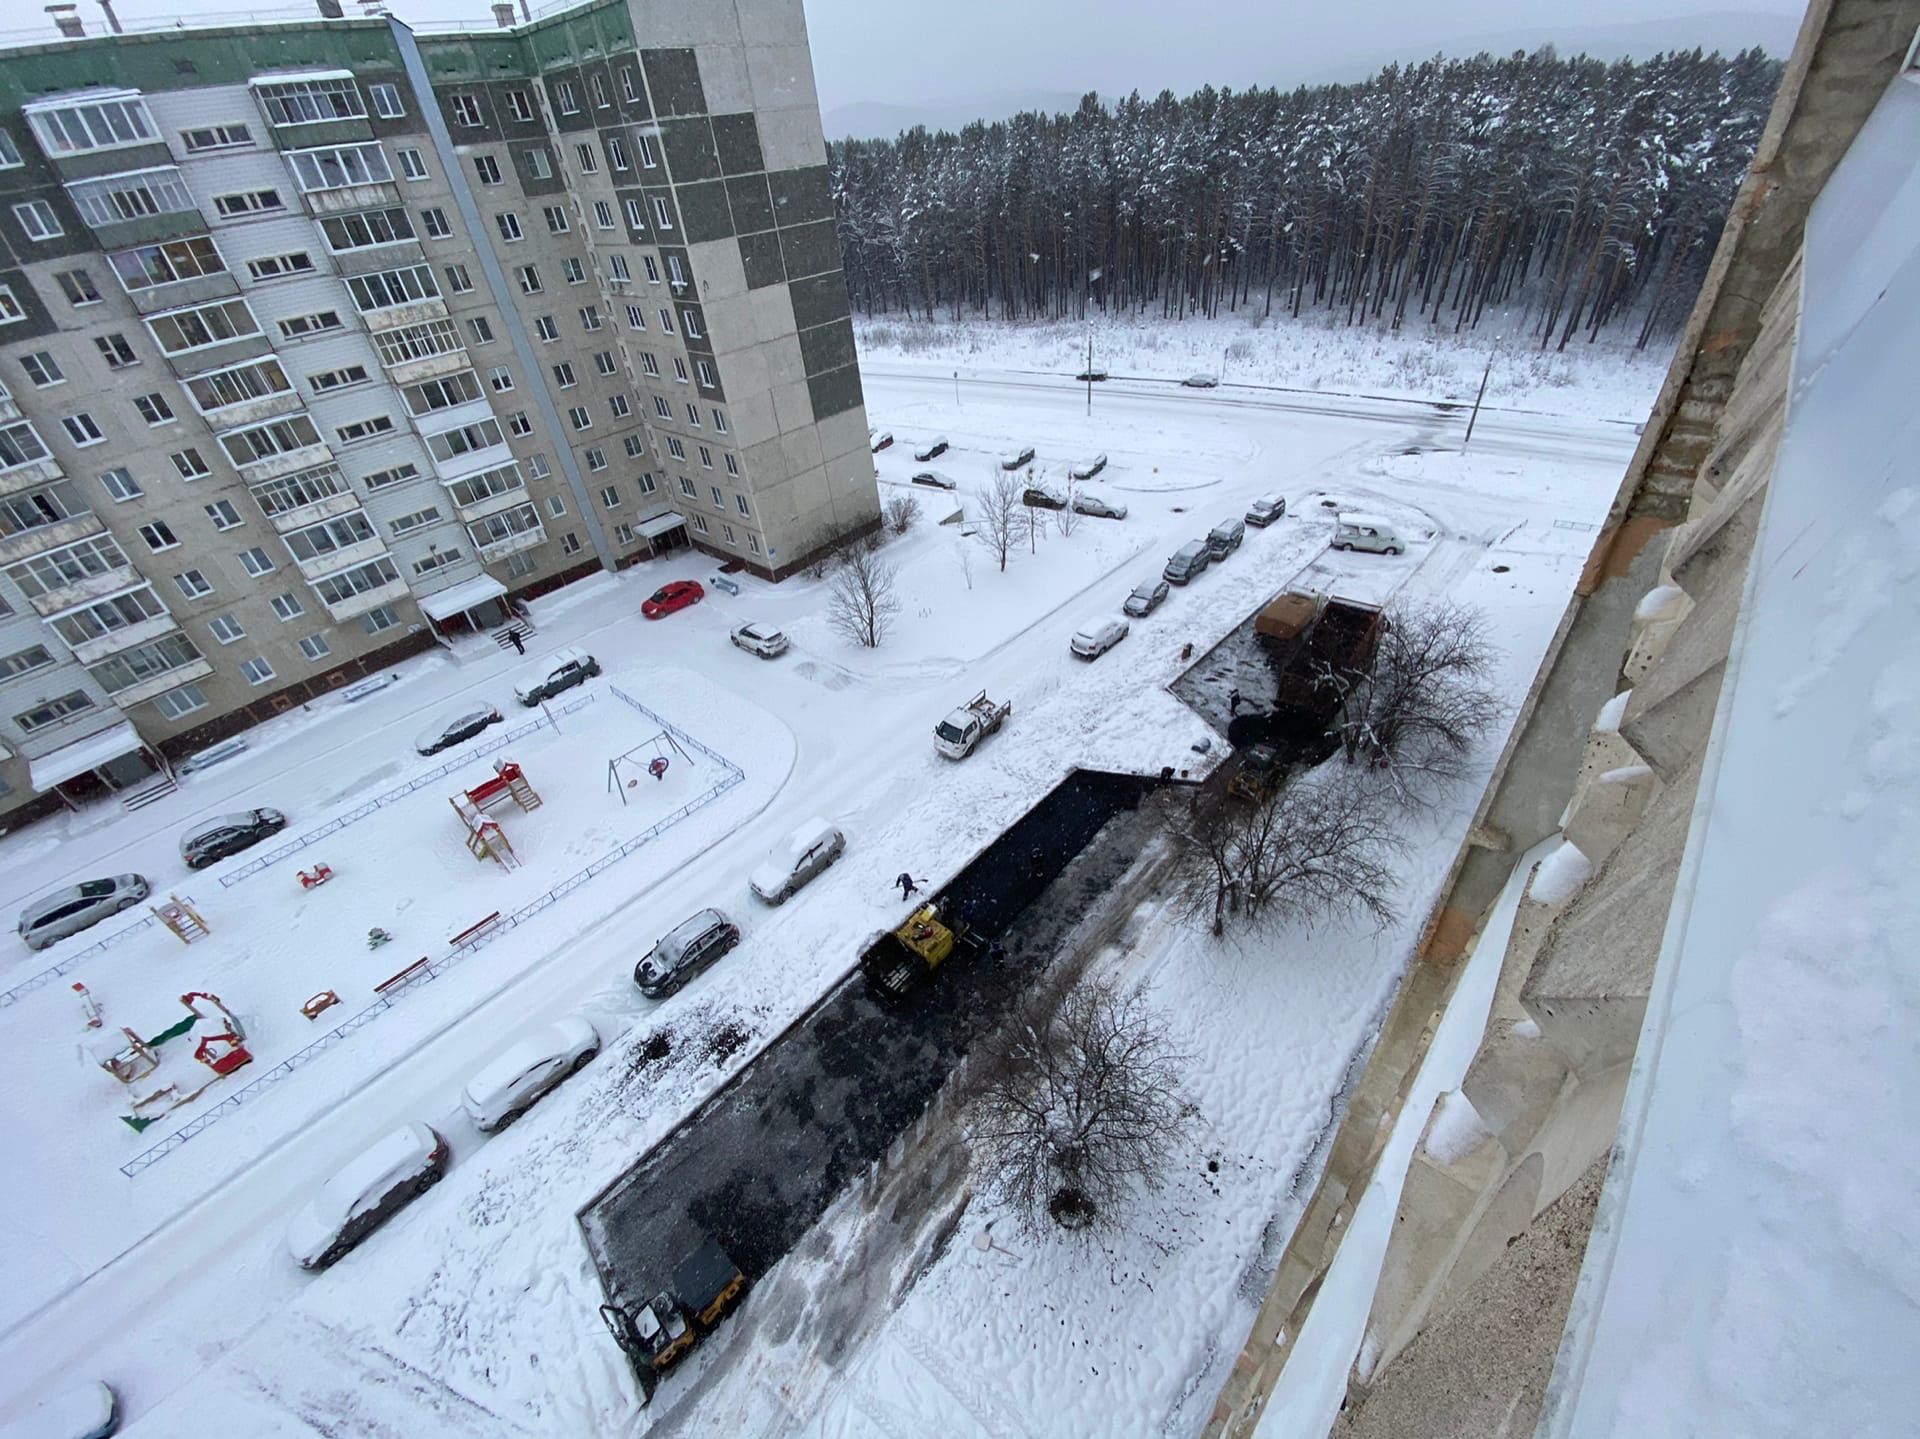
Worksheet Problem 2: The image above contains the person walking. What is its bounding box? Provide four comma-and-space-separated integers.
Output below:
896, 871, 919, 902
507, 628, 525, 655
1228, 687, 1242, 713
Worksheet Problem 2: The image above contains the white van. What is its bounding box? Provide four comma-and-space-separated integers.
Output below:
1332, 513, 1406, 555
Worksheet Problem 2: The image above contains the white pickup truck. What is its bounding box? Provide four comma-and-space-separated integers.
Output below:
934, 689, 1012, 760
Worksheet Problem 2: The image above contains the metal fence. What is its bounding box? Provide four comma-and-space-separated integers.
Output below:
0, 912, 162, 1010
118, 686, 745, 1177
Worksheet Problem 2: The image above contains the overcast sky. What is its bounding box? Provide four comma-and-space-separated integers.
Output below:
60, 0, 1806, 127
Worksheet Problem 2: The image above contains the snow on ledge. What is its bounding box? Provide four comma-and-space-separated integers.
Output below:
1595, 688, 1633, 733
1529, 839, 1592, 907
1424, 1090, 1491, 1165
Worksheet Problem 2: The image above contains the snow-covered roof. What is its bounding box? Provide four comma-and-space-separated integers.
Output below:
637, 510, 687, 539
416, 574, 506, 621
26, 722, 143, 791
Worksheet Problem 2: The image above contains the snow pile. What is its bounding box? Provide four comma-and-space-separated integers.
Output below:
1530, 840, 1593, 906
1595, 689, 1633, 733
1633, 584, 1687, 625
1424, 1090, 1492, 1166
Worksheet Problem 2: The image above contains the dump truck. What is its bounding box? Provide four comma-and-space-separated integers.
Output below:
600, 1239, 747, 1402
860, 902, 978, 999
934, 690, 1011, 760
1226, 743, 1286, 803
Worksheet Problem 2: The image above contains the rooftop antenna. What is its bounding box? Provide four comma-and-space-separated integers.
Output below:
95, 0, 122, 33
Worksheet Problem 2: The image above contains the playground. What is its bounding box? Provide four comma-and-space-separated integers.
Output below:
0, 668, 791, 1298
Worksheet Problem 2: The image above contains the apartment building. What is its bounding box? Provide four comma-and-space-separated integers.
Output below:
0, 0, 878, 825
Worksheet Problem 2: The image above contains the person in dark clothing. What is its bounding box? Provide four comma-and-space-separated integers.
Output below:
1228, 688, 1242, 713
896, 871, 918, 901
508, 629, 525, 655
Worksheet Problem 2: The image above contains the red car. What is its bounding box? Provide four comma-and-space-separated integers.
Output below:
642, 579, 705, 618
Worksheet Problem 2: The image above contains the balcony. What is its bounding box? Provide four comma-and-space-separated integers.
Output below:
0, 456, 69, 500
232, 441, 336, 484
353, 295, 449, 331
0, 511, 105, 566
65, 613, 183, 667
195, 389, 306, 430
449, 486, 531, 523
318, 575, 410, 622
0, 388, 18, 423
330, 242, 426, 278
99, 657, 214, 709
381, 349, 472, 388
261, 489, 364, 533
476, 524, 546, 561
292, 536, 390, 581
122, 271, 242, 318
304, 182, 402, 217
23, 561, 143, 618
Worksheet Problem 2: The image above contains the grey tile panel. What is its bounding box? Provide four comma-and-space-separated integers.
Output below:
769, 165, 833, 228
797, 316, 855, 377
710, 113, 765, 176
641, 49, 705, 117
807, 363, 864, 421
724, 173, 776, 234
737, 230, 785, 289
777, 219, 841, 281
788, 271, 851, 331
674, 179, 734, 244
659, 118, 721, 182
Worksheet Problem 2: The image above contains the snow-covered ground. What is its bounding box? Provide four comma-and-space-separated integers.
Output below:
0, 332, 1654, 1437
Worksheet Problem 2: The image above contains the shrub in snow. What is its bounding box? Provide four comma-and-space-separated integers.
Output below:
884, 493, 921, 535
1341, 600, 1503, 806
826, 547, 900, 648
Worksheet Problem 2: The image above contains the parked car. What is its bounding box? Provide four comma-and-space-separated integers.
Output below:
18, 875, 149, 953
513, 647, 600, 705
1333, 513, 1407, 555
1022, 486, 1065, 510
1163, 539, 1213, 585
1073, 493, 1128, 520
461, 1018, 600, 1132
415, 704, 505, 756
1, 1381, 120, 1439
868, 428, 893, 452
1000, 445, 1036, 470
1207, 517, 1246, 560
1070, 453, 1108, 480
1245, 494, 1288, 527
1124, 578, 1170, 617
635, 908, 741, 998
286, 1122, 449, 1270
1181, 373, 1220, 388
1070, 618, 1130, 660
180, 808, 288, 870
749, 817, 847, 903
1074, 368, 1109, 382
642, 579, 705, 618
910, 470, 957, 490
729, 621, 789, 658
912, 435, 949, 461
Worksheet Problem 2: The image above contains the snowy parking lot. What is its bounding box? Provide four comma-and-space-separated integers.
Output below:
0, 350, 1652, 1436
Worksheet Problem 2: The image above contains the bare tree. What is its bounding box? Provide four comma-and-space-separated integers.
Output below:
977, 469, 1021, 572
953, 536, 975, 591
971, 977, 1197, 1238
1053, 479, 1082, 537
1341, 601, 1503, 803
826, 546, 900, 648
1165, 767, 1403, 937
884, 493, 921, 535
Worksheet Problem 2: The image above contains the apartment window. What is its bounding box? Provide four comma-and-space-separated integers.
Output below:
643, 256, 660, 283
323, 208, 415, 251
207, 613, 246, 644
534, 316, 558, 342
147, 298, 259, 354
487, 366, 514, 393
446, 264, 474, 294
15, 691, 95, 732
527, 454, 550, 478
590, 74, 609, 108
13, 200, 62, 241
525, 147, 554, 180
306, 364, 369, 395
681, 309, 703, 339
697, 360, 718, 388
639, 352, 659, 377
346, 265, 438, 312
607, 255, 632, 284
397, 148, 428, 181
57, 269, 103, 305
606, 136, 630, 171
132, 393, 175, 427
655, 397, 673, 419
626, 305, 646, 331
624, 435, 644, 459
99, 467, 142, 501
507, 411, 532, 436
369, 83, 405, 119
496, 213, 524, 244
220, 415, 322, 466
67, 168, 196, 228
204, 499, 243, 529
0, 131, 17, 167
554, 81, 579, 115
287, 143, 392, 192
362, 603, 401, 633
213, 189, 284, 217
20, 353, 63, 386
257, 78, 366, 126
673, 357, 688, 383
516, 264, 542, 295
625, 199, 646, 230
0, 286, 22, 325
697, 445, 712, 469
299, 633, 332, 661
152, 685, 209, 720
652, 198, 673, 230
403, 371, 482, 415
335, 414, 396, 444
710, 486, 724, 508
173, 569, 213, 598
637, 135, 659, 169
563, 257, 586, 285
5, 533, 129, 598
139, 520, 180, 551
594, 201, 616, 230
594, 350, 618, 376
86, 631, 205, 695
573, 143, 600, 176
245, 251, 315, 281
468, 315, 496, 344
666, 436, 685, 460
181, 123, 251, 153
421, 207, 451, 239
448, 94, 483, 128
170, 448, 211, 479
614, 522, 634, 545
690, 514, 707, 535
552, 362, 577, 388
546, 495, 567, 518
52, 590, 172, 649
0, 421, 50, 469
637, 471, 655, 494
426, 419, 504, 462
389, 505, 441, 535
505, 90, 534, 122
94, 334, 139, 369
505, 551, 536, 578
313, 557, 400, 606
724, 453, 739, 477
445, 462, 523, 507
26, 96, 157, 155
609, 394, 631, 419
580, 305, 602, 331
585, 447, 607, 471
110, 236, 225, 291
735, 493, 751, 518
600, 484, 620, 509
62, 414, 105, 447
472, 154, 502, 186
723, 524, 735, 545
361, 461, 419, 491
713, 407, 730, 434
620, 67, 639, 103
238, 546, 275, 576
270, 592, 304, 620
566, 406, 591, 431
274, 309, 341, 338
542, 204, 570, 235
240, 655, 275, 685
659, 308, 674, 334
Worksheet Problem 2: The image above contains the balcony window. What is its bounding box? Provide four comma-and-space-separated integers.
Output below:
86, 631, 202, 694
147, 298, 260, 356
109, 236, 225, 292
312, 556, 400, 605
287, 143, 392, 193
66, 168, 196, 229
255, 78, 366, 126
6, 534, 131, 598
25, 93, 158, 156
249, 461, 349, 517
283, 510, 376, 562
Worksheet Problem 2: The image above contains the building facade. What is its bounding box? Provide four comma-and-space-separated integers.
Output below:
0, 0, 877, 824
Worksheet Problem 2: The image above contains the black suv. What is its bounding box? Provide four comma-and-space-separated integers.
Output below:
634, 909, 741, 999
180, 808, 288, 870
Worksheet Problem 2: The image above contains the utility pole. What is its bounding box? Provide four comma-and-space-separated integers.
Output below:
1086, 332, 1094, 416
953, 369, 960, 409
1463, 350, 1496, 450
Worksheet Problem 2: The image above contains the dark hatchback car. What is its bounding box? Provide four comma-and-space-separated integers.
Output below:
180, 808, 289, 870
634, 908, 741, 999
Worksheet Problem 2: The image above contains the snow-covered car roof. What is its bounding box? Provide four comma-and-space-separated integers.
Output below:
287, 1122, 436, 1262
462, 1018, 597, 1110
1336, 512, 1395, 528
415, 706, 495, 749
735, 622, 783, 641
1074, 619, 1126, 643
